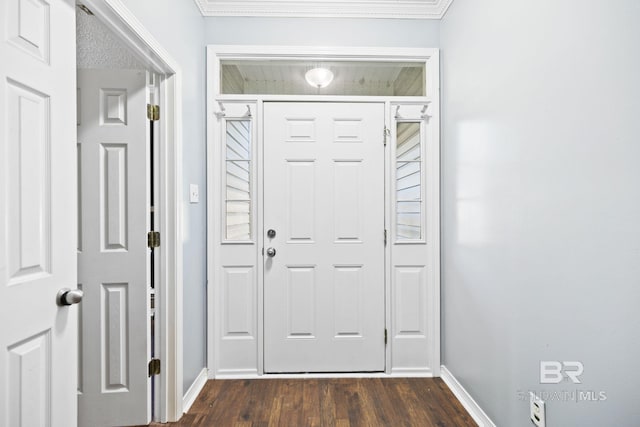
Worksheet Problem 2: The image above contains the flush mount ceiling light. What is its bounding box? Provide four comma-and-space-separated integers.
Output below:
305, 67, 334, 88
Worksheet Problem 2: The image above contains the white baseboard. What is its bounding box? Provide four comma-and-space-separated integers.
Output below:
390, 367, 434, 377
213, 368, 259, 379
440, 365, 496, 427
182, 368, 209, 414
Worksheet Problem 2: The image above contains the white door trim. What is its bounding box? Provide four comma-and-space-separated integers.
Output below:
81, 0, 184, 421
207, 45, 440, 378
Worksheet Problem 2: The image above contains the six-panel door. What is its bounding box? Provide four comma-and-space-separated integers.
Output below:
0, 0, 78, 425
264, 103, 386, 373
77, 69, 150, 426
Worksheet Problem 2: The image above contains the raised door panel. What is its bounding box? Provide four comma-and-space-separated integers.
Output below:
286, 161, 316, 242
5, 80, 51, 285
222, 266, 255, 338
332, 161, 362, 243
101, 144, 128, 251
7, 330, 51, 427
333, 266, 363, 338
101, 283, 129, 392
391, 264, 431, 372
332, 118, 363, 143
6, 0, 51, 63
217, 265, 257, 371
77, 143, 82, 252
286, 266, 316, 338
100, 89, 127, 125
393, 266, 426, 337
285, 118, 315, 142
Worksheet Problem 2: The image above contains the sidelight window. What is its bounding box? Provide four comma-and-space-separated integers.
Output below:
395, 121, 423, 241
224, 119, 252, 241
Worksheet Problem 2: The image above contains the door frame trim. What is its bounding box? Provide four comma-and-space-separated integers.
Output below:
207, 45, 440, 378
81, 0, 184, 422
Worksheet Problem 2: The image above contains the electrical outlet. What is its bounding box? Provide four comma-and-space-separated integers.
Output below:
530, 392, 546, 427
189, 184, 199, 203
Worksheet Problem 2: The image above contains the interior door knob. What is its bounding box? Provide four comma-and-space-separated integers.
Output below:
267, 229, 276, 238
266, 247, 277, 257
57, 288, 84, 306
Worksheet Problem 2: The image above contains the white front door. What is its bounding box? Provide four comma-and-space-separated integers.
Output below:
0, 0, 78, 426
77, 69, 150, 426
264, 102, 386, 373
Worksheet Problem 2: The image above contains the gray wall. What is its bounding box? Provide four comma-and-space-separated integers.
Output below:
204, 17, 440, 47
440, 0, 640, 425
123, 0, 207, 394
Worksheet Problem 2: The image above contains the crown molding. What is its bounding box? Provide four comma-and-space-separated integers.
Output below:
193, 0, 454, 19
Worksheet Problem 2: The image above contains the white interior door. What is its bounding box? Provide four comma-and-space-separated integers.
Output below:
0, 0, 78, 426
264, 102, 386, 373
77, 69, 150, 426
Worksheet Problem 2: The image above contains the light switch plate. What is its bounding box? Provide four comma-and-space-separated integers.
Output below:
189, 184, 199, 203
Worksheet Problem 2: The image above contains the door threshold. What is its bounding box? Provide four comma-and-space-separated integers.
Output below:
214, 371, 435, 380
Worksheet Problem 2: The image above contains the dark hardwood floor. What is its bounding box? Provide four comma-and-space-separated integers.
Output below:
147, 378, 476, 427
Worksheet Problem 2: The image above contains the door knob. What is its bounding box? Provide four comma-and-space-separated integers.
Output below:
266, 247, 277, 257
57, 288, 84, 306
267, 229, 276, 238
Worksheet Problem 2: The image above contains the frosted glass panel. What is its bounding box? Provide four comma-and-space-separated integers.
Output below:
224, 120, 252, 241
396, 122, 422, 241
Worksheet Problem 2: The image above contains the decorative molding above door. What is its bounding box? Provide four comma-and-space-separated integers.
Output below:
193, 0, 454, 19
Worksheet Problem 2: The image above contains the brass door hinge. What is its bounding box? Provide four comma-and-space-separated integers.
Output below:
148, 359, 161, 377
147, 104, 159, 121
384, 329, 388, 345
147, 231, 160, 248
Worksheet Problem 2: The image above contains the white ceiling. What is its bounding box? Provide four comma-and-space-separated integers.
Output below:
76, 7, 145, 70
194, 0, 454, 19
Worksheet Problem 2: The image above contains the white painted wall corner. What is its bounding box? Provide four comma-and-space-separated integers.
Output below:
440, 365, 496, 427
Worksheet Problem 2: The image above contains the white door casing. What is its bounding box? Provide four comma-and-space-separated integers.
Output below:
80, 0, 186, 420
0, 0, 78, 426
263, 102, 386, 373
77, 69, 150, 426
207, 46, 440, 378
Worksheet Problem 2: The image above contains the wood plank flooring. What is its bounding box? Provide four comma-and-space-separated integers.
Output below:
146, 378, 476, 427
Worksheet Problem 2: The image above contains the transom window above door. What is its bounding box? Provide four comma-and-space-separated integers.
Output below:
220, 60, 426, 96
